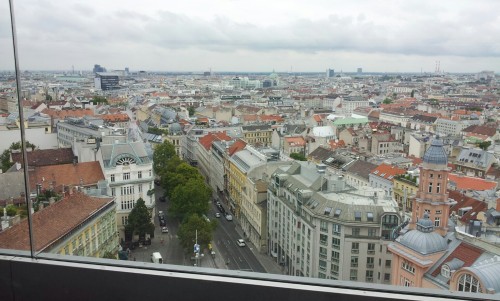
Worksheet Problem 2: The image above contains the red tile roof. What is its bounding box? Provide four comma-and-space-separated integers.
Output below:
430, 242, 483, 279
448, 174, 497, 191
285, 136, 306, 147
42, 108, 94, 119
11, 148, 75, 167
0, 192, 113, 252
198, 132, 232, 151
449, 190, 488, 223
100, 113, 130, 123
28, 162, 105, 192
228, 139, 247, 156
370, 163, 406, 180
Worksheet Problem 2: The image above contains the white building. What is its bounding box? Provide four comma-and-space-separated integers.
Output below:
268, 162, 401, 283
97, 136, 155, 239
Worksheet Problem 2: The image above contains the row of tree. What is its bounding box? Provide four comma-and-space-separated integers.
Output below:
153, 141, 216, 253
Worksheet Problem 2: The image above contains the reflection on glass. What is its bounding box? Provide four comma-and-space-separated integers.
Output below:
0, 0, 498, 299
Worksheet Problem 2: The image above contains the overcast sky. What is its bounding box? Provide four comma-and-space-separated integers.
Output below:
1, 0, 499, 72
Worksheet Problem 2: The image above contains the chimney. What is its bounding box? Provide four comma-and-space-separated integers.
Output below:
497, 198, 500, 212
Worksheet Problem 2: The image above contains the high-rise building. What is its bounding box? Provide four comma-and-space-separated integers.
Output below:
94, 72, 120, 90
93, 64, 106, 73
326, 68, 335, 78
357, 68, 363, 74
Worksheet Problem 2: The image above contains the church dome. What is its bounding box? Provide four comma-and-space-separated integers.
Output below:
169, 123, 182, 134
399, 214, 448, 255
422, 138, 448, 166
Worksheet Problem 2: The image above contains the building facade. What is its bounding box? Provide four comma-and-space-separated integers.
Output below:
267, 162, 400, 283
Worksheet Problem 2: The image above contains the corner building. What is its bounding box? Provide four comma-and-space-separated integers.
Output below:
268, 162, 400, 283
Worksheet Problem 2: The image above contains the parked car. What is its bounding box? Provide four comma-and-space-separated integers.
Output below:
159, 196, 166, 202
215, 212, 221, 218
161, 226, 169, 233
160, 219, 166, 226
225, 214, 233, 221
236, 239, 246, 247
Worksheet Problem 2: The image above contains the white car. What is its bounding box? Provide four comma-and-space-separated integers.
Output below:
161, 227, 169, 233
236, 239, 246, 247
225, 214, 233, 221
215, 212, 221, 218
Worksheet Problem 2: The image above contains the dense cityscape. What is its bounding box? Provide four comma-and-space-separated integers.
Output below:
0, 67, 499, 297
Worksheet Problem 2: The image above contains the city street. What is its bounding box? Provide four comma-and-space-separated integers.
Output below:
128, 186, 267, 274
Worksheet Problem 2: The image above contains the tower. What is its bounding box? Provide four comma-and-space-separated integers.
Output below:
411, 138, 454, 236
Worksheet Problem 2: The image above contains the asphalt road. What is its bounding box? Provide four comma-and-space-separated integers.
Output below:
211, 203, 266, 273
130, 186, 265, 274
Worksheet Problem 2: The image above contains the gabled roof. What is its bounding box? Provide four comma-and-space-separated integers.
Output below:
100, 113, 130, 123
28, 162, 105, 192
11, 148, 75, 167
228, 139, 247, 156
370, 163, 406, 180
198, 132, 232, 151
0, 192, 113, 252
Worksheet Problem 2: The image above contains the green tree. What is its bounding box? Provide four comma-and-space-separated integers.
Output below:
92, 96, 108, 105
188, 106, 195, 117
6, 205, 17, 217
289, 152, 307, 161
477, 141, 491, 151
383, 98, 393, 104
153, 141, 178, 174
102, 251, 117, 259
177, 214, 216, 252
0, 141, 37, 172
125, 198, 154, 238
411, 90, 415, 97
163, 162, 203, 198
170, 178, 211, 219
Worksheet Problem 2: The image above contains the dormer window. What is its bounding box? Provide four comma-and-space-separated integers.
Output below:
441, 265, 450, 278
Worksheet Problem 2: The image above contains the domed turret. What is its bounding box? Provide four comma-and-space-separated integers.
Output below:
399, 214, 448, 255
422, 138, 447, 168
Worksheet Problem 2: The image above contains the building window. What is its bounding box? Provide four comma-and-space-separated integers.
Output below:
123, 172, 130, 180
367, 243, 375, 254
384, 273, 391, 282
436, 210, 442, 214
138, 171, 142, 179
331, 251, 340, 263
320, 221, 328, 232
402, 261, 415, 274
367, 257, 374, 268
352, 228, 360, 236
110, 174, 115, 182
319, 234, 328, 246
350, 269, 357, 281
138, 184, 142, 193
368, 229, 377, 237
457, 273, 482, 293
332, 237, 340, 250
441, 265, 450, 278
428, 182, 432, 193
436, 183, 441, 193
366, 270, 373, 282
111, 188, 115, 196
351, 242, 359, 254
350, 256, 358, 267
385, 260, 391, 268
434, 217, 441, 227
332, 224, 341, 235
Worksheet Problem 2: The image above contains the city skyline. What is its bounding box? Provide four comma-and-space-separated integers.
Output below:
1, 0, 500, 72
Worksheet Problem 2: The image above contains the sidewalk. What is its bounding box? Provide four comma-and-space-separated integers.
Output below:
233, 219, 284, 275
